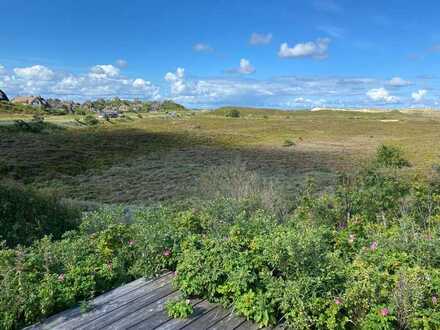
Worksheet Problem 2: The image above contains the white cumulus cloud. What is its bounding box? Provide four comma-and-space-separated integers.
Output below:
278, 38, 330, 59
1, 63, 159, 100
366, 87, 399, 103
412, 89, 427, 102
249, 33, 272, 45
14, 65, 54, 80
54, 76, 80, 90
1, 61, 439, 108
164, 68, 186, 94
132, 78, 152, 89
161, 72, 378, 108
89, 64, 120, 79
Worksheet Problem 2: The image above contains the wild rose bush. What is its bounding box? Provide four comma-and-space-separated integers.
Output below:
0, 202, 255, 329
174, 211, 440, 328
174, 162, 440, 329
2, 146, 440, 329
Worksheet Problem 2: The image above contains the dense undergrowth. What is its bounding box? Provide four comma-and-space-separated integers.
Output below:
0, 182, 80, 248
1, 146, 440, 329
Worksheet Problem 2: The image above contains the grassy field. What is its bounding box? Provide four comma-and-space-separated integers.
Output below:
3, 107, 440, 329
1, 108, 440, 204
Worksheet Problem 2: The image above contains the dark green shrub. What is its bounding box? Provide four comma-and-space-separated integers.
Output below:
0, 182, 81, 247
172, 162, 440, 328
83, 114, 99, 126
225, 109, 240, 118
375, 144, 411, 168
174, 214, 341, 327
334, 169, 410, 224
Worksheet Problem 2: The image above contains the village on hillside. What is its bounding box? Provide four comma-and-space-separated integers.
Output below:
0, 88, 187, 117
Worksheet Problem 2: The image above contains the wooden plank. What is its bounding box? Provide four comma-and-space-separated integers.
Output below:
101, 291, 181, 329
208, 312, 247, 330
74, 276, 175, 330
24, 277, 149, 330
77, 283, 176, 329
234, 320, 260, 330
127, 297, 203, 330
180, 306, 231, 329
31, 273, 173, 330
148, 300, 216, 330
26, 272, 266, 330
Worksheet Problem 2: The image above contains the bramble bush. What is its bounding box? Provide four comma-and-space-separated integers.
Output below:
2, 146, 440, 329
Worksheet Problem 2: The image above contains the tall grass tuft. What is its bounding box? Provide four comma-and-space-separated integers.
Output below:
197, 160, 290, 219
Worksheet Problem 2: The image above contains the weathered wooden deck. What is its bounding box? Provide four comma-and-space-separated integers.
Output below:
26, 273, 273, 330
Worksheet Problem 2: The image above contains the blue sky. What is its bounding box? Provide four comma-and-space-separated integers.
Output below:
1, 0, 440, 108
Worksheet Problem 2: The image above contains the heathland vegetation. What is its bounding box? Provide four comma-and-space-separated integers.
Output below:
1, 100, 440, 329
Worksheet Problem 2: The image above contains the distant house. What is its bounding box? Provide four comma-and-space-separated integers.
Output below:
0, 89, 9, 102
47, 98, 81, 113
119, 104, 130, 112
12, 96, 49, 108
149, 101, 161, 112
98, 108, 120, 119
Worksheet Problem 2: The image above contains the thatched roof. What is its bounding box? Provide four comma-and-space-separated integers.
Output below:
12, 96, 48, 107
12, 96, 37, 104
0, 89, 8, 102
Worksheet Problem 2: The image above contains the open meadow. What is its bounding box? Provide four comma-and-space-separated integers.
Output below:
3, 107, 440, 329
1, 108, 440, 205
